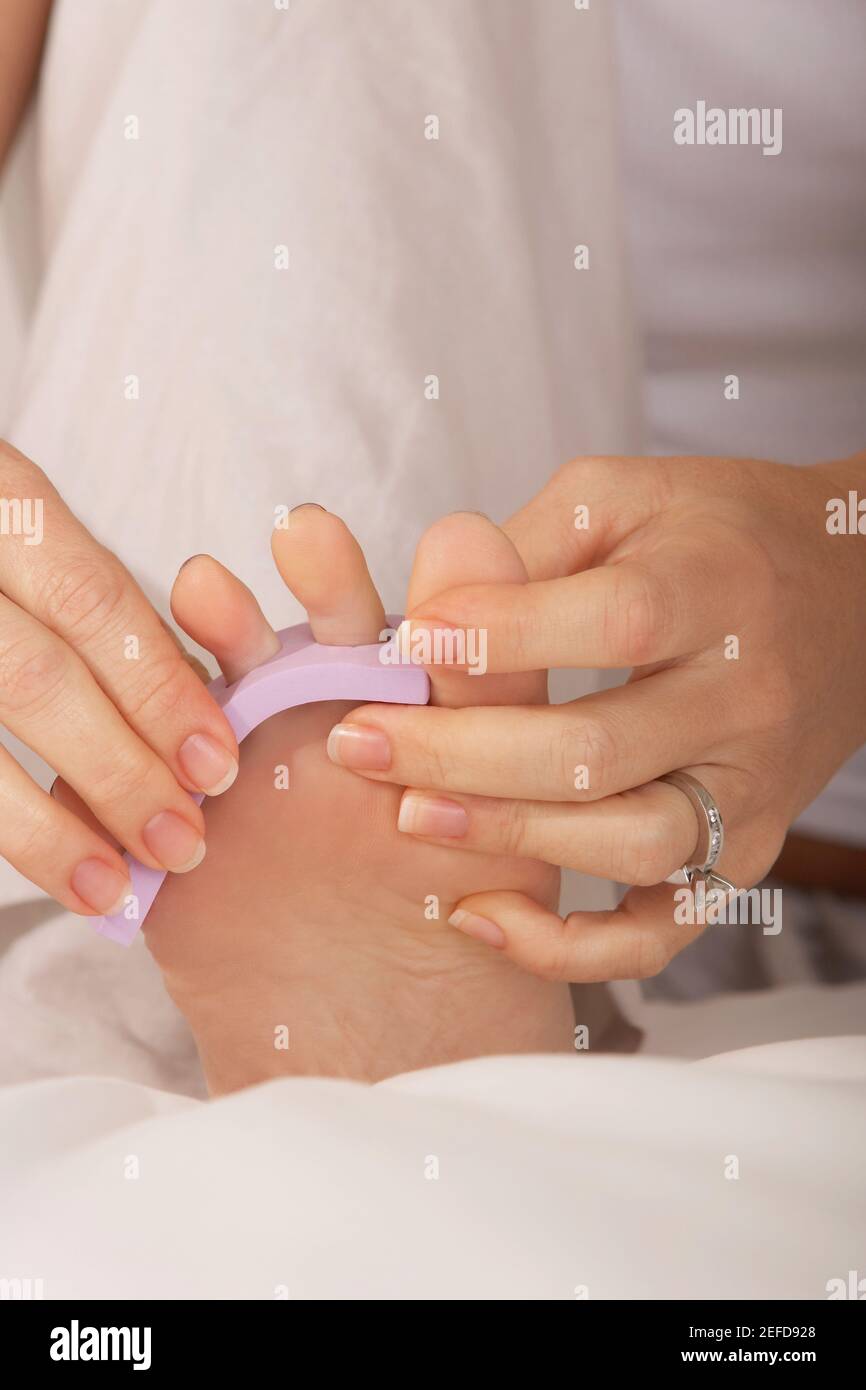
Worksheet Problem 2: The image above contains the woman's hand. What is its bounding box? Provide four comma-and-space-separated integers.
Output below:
0, 441, 239, 914
326, 451, 866, 982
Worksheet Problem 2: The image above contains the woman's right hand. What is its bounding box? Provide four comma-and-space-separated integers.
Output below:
0, 441, 239, 915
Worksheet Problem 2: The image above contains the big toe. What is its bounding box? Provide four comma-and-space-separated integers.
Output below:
406, 512, 545, 708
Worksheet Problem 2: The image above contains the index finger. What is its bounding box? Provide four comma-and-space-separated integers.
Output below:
402, 542, 729, 673
0, 442, 239, 795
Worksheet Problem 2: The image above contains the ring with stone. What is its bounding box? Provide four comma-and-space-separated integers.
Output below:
661, 769, 726, 887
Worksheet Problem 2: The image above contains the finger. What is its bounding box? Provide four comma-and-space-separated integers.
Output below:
444, 786, 789, 982
0, 744, 132, 915
51, 617, 212, 852
271, 505, 385, 645
171, 554, 281, 685
0, 592, 207, 873
51, 776, 122, 851
395, 778, 702, 885
325, 665, 738, 802
0, 441, 239, 798
404, 511, 544, 708
397, 756, 784, 890
446, 884, 706, 983
156, 613, 212, 684
50, 603, 216, 845
402, 538, 737, 672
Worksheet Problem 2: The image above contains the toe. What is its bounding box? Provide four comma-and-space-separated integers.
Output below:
171, 554, 281, 684
406, 512, 545, 708
271, 506, 386, 646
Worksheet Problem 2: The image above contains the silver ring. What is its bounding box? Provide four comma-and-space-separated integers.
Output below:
661, 770, 725, 886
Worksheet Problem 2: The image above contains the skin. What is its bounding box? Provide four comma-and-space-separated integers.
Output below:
326, 451, 866, 983
0, 1, 52, 170
141, 507, 574, 1093
0, 441, 241, 913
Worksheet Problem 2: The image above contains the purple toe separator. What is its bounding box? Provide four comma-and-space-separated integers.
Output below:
92, 617, 429, 946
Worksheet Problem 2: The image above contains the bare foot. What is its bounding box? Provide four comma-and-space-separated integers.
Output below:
143, 510, 574, 1092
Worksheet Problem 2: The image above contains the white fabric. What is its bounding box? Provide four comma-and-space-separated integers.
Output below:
0, 115, 38, 429
0, 913, 206, 1098
10, 0, 639, 624
1, 1042, 864, 1299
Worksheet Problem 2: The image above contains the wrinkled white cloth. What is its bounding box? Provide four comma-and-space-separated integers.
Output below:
0, 910, 206, 1098
1, 1042, 864, 1300
11, 0, 639, 621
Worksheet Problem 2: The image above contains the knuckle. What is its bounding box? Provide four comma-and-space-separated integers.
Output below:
10, 803, 57, 865
120, 654, 191, 724
505, 610, 534, 671
490, 799, 530, 856
622, 814, 680, 886
613, 566, 670, 666
86, 752, 159, 814
538, 924, 574, 982
560, 715, 620, 799
0, 633, 67, 716
39, 554, 127, 641
632, 932, 672, 980
419, 738, 449, 790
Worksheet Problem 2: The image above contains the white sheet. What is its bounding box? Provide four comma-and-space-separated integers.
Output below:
1, 1042, 863, 1300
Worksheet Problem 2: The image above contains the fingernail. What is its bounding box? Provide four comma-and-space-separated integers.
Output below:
326, 723, 391, 771
448, 909, 506, 949
179, 733, 239, 796
398, 791, 468, 838
71, 858, 132, 915
142, 811, 207, 872
289, 502, 327, 519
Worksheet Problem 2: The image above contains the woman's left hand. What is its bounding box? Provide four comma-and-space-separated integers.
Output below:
325, 451, 866, 982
